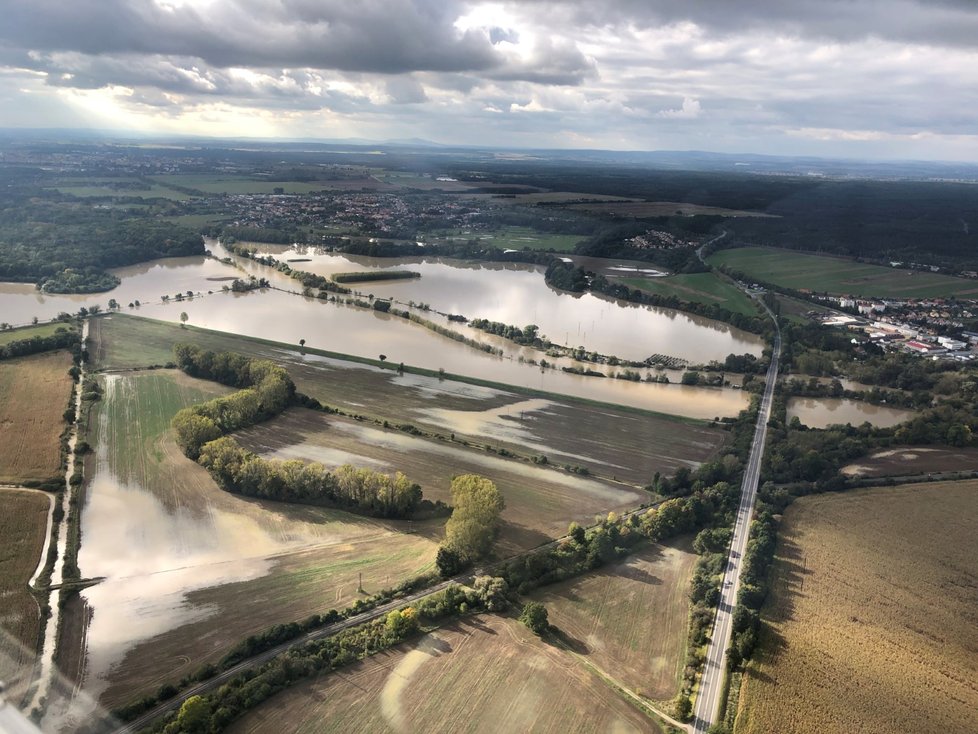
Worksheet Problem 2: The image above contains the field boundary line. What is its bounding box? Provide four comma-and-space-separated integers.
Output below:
570, 652, 691, 733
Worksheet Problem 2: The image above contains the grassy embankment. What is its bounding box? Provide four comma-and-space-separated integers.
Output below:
0, 490, 52, 705
619, 271, 761, 317
735, 480, 978, 734
709, 246, 978, 298
0, 350, 75, 484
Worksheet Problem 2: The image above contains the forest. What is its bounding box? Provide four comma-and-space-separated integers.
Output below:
0, 183, 204, 291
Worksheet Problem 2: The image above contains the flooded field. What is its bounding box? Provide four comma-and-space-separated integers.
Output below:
68, 371, 438, 715
0, 244, 761, 419
235, 408, 649, 554
91, 308, 750, 420
243, 242, 765, 365
786, 397, 915, 429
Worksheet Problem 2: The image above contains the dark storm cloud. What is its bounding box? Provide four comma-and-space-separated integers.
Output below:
0, 0, 499, 73
530, 0, 978, 49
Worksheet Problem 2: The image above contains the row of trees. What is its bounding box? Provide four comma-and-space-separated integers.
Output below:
197, 437, 423, 518
0, 325, 80, 361
468, 319, 544, 347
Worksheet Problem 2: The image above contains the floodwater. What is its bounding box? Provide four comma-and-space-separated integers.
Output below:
242, 242, 764, 365
0, 255, 241, 324
786, 397, 915, 429
70, 375, 341, 710
0, 245, 757, 418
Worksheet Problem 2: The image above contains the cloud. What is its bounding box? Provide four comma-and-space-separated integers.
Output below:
0, 0, 976, 159
658, 97, 702, 119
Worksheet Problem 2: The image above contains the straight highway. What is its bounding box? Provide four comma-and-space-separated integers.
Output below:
692, 304, 781, 734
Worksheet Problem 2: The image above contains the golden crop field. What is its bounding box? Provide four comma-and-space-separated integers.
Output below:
228, 616, 669, 734
735, 480, 978, 734
0, 350, 74, 484
0, 489, 52, 704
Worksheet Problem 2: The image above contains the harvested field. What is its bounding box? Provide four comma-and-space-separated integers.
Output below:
709, 246, 978, 298
0, 489, 51, 704
90, 315, 726, 486
235, 408, 648, 554
735, 481, 978, 734
532, 541, 697, 703
228, 615, 668, 734
77, 370, 438, 709
0, 350, 74, 483
842, 446, 978, 477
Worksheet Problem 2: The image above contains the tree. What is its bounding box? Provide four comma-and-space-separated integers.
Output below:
180, 311, 189, 328
443, 474, 505, 560
384, 608, 418, 640
299, 338, 306, 350
436, 545, 467, 577
519, 601, 549, 635
175, 695, 211, 733
473, 575, 510, 611
379, 354, 387, 363
675, 693, 692, 722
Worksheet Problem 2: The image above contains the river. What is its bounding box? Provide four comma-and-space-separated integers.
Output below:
0, 244, 762, 419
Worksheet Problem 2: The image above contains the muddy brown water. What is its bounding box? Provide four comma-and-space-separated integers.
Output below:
786, 397, 915, 429
1, 244, 757, 419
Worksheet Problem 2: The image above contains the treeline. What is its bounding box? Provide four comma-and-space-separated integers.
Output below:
0, 192, 204, 290
387, 307, 503, 356
0, 325, 80, 360
136, 577, 514, 734
225, 244, 351, 295
170, 344, 295, 459
544, 260, 767, 334
170, 344, 429, 518
333, 270, 420, 283
198, 437, 423, 518
39, 268, 121, 293
468, 319, 544, 347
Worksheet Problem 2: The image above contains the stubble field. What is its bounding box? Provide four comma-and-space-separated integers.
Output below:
227, 615, 670, 734
0, 350, 74, 484
532, 541, 697, 703
735, 480, 978, 734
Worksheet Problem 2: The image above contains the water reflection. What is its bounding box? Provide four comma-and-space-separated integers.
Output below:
239, 242, 764, 365
786, 397, 915, 429
0, 246, 755, 418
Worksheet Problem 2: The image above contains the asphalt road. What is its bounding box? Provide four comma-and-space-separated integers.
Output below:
692, 310, 781, 734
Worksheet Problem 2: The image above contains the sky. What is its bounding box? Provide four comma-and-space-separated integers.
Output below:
2, 0, 978, 160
